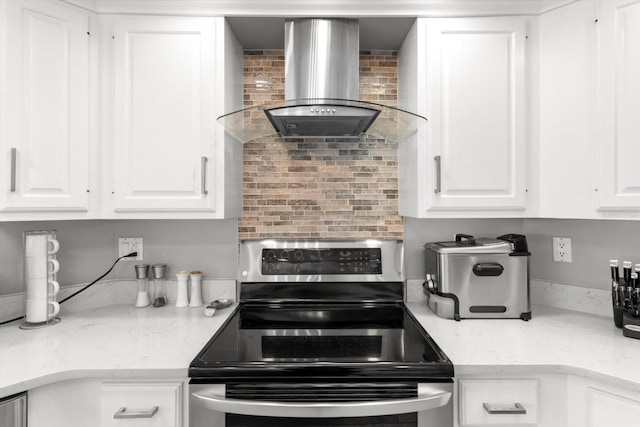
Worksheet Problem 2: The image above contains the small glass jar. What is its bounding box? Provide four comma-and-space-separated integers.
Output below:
134, 264, 150, 308
152, 264, 167, 307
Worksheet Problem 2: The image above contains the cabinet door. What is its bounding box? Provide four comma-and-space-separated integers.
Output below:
423, 18, 527, 212
538, 0, 597, 219
595, 0, 640, 213
101, 381, 184, 427
567, 376, 640, 426
112, 17, 216, 213
0, 0, 91, 213
459, 379, 539, 426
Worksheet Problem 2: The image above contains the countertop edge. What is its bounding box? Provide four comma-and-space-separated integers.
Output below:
4, 363, 637, 400
0, 368, 189, 399
453, 364, 640, 393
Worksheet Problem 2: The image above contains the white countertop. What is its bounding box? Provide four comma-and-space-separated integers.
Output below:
0, 304, 236, 398
1, 302, 639, 398
407, 302, 640, 391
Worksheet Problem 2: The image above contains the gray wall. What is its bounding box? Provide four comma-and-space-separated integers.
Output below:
523, 218, 640, 290
2, 216, 638, 296
0, 219, 238, 295
404, 217, 640, 291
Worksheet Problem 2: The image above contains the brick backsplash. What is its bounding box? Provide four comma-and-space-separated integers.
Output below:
239, 50, 403, 241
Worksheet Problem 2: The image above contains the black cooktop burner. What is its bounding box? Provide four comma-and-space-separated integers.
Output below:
189, 302, 453, 383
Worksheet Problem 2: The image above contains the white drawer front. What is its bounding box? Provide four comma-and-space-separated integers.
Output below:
101, 382, 183, 427
459, 379, 538, 426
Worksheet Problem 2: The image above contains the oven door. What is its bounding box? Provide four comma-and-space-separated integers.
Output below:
189, 382, 452, 427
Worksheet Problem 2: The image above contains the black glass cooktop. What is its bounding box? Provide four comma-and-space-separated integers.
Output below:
189, 303, 453, 383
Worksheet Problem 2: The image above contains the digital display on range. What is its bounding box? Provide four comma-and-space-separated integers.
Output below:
261, 248, 382, 275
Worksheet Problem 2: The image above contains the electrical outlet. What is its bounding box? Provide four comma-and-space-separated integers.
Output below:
118, 237, 143, 261
553, 237, 572, 263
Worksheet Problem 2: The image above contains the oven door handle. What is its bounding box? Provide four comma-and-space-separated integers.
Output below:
191, 384, 452, 418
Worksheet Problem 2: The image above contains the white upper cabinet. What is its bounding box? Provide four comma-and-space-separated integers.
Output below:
105, 16, 242, 218
0, 0, 95, 217
538, 0, 640, 220
595, 0, 640, 215
538, 0, 597, 219
399, 17, 529, 218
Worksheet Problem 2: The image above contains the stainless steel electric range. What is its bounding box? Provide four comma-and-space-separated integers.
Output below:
189, 240, 454, 427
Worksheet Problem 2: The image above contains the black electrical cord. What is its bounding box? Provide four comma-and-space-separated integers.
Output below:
0, 252, 138, 326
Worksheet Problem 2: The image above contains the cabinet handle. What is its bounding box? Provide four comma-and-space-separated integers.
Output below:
434, 155, 441, 194
201, 156, 208, 195
113, 406, 159, 419
483, 402, 527, 415
10, 147, 17, 192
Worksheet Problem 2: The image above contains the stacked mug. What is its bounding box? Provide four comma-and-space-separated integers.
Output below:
21, 230, 61, 328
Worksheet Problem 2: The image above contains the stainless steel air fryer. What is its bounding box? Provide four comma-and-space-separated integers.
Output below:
423, 234, 531, 321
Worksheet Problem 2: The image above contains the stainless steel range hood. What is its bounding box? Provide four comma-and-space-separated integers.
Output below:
218, 18, 427, 143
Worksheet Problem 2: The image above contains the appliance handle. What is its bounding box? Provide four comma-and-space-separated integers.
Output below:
472, 262, 504, 276
192, 384, 451, 418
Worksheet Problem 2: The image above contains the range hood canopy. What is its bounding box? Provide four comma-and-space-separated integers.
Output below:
218, 18, 427, 143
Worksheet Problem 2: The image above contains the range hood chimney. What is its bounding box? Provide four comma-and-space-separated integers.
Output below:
217, 18, 427, 143
286, 19, 360, 102
264, 19, 381, 138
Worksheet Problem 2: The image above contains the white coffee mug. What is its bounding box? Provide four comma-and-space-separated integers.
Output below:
47, 258, 60, 275
48, 279, 60, 297
26, 277, 58, 300
24, 234, 59, 258
25, 299, 60, 323
25, 256, 47, 279
47, 238, 59, 255
25, 257, 59, 280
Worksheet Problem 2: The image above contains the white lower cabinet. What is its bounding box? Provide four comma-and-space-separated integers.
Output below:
27, 378, 187, 427
459, 379, 539, 426
567, 376, 640, 427
456, 375, 567, 427
457, 374, 640, 427
101, 381, 184, 427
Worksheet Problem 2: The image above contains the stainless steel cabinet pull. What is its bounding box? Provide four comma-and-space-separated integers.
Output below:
201, 156, 208, 195
10, 148, 17, 192
434, 155, 441, 194
483, 402, 527, 415
113, 406, 159, 419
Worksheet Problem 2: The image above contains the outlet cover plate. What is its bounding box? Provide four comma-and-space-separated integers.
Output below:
553, 237, 572, 263
118, 237, 143, 261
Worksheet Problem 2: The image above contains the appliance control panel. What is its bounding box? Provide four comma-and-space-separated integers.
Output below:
261, 248, 382, 275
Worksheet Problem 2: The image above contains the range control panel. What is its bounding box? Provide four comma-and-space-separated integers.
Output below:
261, 248, 382, 275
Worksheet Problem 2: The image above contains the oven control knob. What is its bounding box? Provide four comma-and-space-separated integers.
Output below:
266, 263, 275, 272
279, 250, 289, 260
266, 250, 276, 260
294, 250, 304, 260
294, 263, 303, 272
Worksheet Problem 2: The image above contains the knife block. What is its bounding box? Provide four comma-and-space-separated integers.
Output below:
613, 306, 625, 328
623, 312, 640, 340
